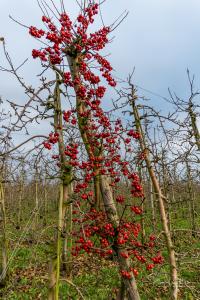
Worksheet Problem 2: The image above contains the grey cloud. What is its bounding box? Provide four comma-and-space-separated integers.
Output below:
1, 0, 200, 112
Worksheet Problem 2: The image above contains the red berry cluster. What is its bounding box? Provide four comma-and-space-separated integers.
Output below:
29, 26, 45, 38
48, 132, 59, 144
116, 195, 125, 203
64, 143, 78, 160
130, 206, 143, 215
151, 253, 164, 264
43, 141, 52, 150
121, 270, 132, 279
29, 3, 117, 89
43, 132, 59, 149
127, 130, 141, 139
32, 49, 47, 61
128, 173, 144, 197
30, 1, 163, 282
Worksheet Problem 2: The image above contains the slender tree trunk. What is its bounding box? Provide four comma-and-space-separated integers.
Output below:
149, 180, 156, 231
55, 184, 63, 300
138, 168, 145, 243
100, 176, 141, 300
48, 74, 73, 299
172, 187, 178, 220
94, 168, 101, 209
48, 259, 56, 300
186, 161, 196, 237
188, 103, 200, 151
44, 179, 48, 226
117, 280, 128, 300
67, 55, 141, 300
129, 89, 178, 300
62, 183, 73, 277
17, 179, 23, 229
0, 181, 8, 287
34, 170, 39, 231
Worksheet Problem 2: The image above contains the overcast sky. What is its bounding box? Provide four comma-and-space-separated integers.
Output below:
0, 0, 200, 142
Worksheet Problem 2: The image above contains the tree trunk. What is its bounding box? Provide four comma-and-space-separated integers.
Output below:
100, 176, 141, 300
129, 89, 178, 300
186, 161, 196, 237
48, 73, 73, 299
66, 55, 141, 300
0, 181, 8, 287
149, 180, 156, 231
188, 103, 200, 151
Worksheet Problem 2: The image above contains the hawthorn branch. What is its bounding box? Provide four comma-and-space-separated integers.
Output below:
0, 135, 48, 157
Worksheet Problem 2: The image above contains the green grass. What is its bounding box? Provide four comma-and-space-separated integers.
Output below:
1, 200, 199, 299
